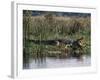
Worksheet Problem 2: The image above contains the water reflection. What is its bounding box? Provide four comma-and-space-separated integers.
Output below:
23, 55, 91, 69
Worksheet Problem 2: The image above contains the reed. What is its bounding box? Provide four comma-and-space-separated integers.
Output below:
23, 12, 91, 59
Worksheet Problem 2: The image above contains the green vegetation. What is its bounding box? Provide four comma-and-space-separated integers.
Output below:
23, 11, 91, 60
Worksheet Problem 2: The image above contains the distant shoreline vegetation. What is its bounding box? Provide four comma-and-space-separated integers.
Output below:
23, 10, 91, 17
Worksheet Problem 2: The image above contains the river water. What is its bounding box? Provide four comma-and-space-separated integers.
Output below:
23, 55, 91, 69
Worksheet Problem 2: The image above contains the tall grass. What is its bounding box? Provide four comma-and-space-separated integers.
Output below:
23, 13, 91, 59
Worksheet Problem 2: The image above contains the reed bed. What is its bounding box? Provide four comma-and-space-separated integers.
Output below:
23, 13, 91, 59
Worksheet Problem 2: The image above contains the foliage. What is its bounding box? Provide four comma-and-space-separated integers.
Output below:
23, 11, 91, 59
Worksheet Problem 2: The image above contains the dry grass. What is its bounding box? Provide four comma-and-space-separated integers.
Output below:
23, 14, 91, 58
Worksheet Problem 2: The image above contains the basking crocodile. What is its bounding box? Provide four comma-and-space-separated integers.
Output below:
28, 37, 83, 48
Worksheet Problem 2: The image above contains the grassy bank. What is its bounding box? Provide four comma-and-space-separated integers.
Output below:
23, 13, 91, 59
